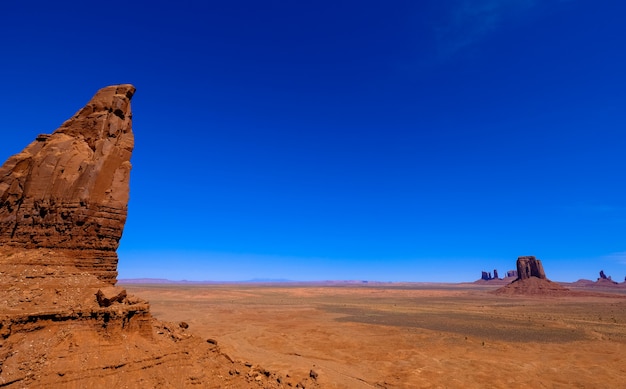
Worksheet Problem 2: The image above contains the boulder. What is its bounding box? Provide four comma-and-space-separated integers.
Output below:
95, 286, 127, 307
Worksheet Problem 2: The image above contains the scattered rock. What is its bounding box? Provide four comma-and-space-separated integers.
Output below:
179, 321, 189, 329
309, 369, 318, 380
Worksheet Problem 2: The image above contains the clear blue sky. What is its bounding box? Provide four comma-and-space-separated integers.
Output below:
1, 1, 625, 282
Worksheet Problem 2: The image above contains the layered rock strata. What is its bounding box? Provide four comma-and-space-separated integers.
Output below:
0, 85, 153, 385
0, 85, 134, 283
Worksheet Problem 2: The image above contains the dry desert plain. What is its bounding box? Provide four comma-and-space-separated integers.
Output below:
123, 282, 626, 389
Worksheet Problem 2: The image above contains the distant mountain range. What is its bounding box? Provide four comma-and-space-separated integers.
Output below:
117, 278, 396, 285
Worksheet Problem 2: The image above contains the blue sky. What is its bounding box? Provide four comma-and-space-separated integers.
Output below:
1, 0, 625, 282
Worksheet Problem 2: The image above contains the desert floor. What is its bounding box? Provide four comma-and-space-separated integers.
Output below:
124, 283, 626, 389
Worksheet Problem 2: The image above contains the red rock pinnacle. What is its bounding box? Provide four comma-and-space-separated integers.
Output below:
0, 84, 135, 283
0, 85, 134, 250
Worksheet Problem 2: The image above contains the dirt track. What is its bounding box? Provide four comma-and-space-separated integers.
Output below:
124, 283, 626, 388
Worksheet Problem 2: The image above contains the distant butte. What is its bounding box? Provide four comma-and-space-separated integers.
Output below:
494, 256, 571, 296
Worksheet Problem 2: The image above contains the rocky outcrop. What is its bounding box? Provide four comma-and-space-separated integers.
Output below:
596, 270, 619, 286
507, 270, 518, 278
516, 256, 546, 280
481, 271, 491, 281
493, 269, 499, 279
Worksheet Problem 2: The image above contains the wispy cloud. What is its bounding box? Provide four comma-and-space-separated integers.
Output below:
435, 0, 538, 57
603, 252, 626, 265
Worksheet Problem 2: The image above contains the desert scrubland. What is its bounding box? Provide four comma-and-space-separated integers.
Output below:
124, 283, 626, 388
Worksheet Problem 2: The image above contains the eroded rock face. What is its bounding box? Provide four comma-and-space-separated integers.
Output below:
516, 256, 546, 280
0, 85, 135, 283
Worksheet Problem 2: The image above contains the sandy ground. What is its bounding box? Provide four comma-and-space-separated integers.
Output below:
124, 283, 626, 389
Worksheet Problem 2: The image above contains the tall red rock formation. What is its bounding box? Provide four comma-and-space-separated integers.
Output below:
516, 256, 546, 280
0, 85, 135, 283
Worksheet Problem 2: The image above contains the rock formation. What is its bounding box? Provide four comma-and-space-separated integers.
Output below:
516, 256, 546, 280
475, 268, 513, 285
596, 270, 618, 285
0, 85, 307, 388
506, 270, 518, 278
0, 85, 135, 284
478, 267, 506, 281
494, 256, 570, 296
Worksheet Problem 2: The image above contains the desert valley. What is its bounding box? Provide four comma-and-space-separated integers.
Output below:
123, 281, 626, 388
